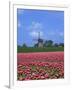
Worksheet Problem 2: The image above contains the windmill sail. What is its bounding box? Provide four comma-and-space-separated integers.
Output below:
33, 31, 44, 47
38, 32, 40, 39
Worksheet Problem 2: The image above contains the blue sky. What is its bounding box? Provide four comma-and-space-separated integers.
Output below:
17, 9, 64, 46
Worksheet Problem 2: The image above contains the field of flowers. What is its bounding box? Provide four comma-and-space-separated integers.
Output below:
17, 52, 64, 80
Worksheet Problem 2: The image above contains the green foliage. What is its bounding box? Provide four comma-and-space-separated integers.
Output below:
59, 43, 64, 47
17, 47, 64, 53
17, 41, 64, 53
34, 43, 38, 48
22, 43, 27, 48
54, 43, 59, 47
44, 40, 53, 47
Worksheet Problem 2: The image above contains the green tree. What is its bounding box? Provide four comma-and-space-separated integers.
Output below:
54, 43, 59, 47
34, 43, 38, 48
59, 43, 64, 47
22, 43, 27, 48
44, 40, 53, 47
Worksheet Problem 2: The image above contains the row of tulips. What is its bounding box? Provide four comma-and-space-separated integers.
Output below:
18, 52, 64, 63
17, 62, 64, 80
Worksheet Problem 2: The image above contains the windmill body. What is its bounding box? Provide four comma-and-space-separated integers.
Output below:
38, 38, 43, 47
33, 32, 44, 48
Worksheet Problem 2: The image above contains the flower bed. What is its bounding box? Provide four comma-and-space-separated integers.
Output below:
17, 62, 64, 80
17, 52, 64, 80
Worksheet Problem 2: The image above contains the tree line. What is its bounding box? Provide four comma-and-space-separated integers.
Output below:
18, 40, 64, 48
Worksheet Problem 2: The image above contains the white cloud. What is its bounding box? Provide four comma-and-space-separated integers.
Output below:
47, 30, 64, 37
27, 21, 43, 31
28, 21, 44, 38
30, 31, 38, 37
30, 31, 43, 38
18, 21, 21, 28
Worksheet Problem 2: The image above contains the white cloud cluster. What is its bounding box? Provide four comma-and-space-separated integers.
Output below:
28, 22, 44, 38
47, 30, 64, 37
28, 22, 43, 31
30, 31, 43, 38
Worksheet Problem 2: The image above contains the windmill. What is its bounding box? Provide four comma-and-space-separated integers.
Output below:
33, 32, 44, 48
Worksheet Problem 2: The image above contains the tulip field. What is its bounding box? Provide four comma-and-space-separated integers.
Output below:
17, 52, 64, 80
